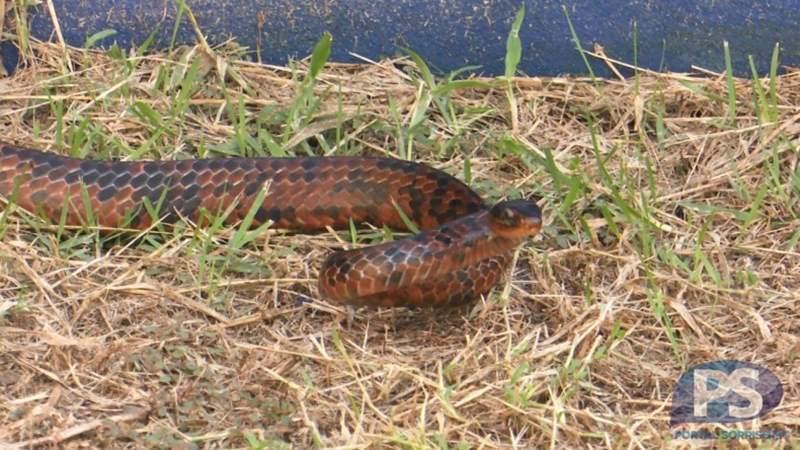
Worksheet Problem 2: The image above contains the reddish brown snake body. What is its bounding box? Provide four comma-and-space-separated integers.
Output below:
0, 141, 542, 307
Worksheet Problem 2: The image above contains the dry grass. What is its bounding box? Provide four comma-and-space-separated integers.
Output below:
0, 35, 799, 449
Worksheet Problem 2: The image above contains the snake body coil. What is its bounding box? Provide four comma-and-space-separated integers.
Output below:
0, 142, 542, 307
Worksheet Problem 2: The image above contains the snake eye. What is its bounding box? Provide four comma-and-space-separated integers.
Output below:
501, 207, 517, 223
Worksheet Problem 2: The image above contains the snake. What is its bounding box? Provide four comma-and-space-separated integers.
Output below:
0, 140, 543, 307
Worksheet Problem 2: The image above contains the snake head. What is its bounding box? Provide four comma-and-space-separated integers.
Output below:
488, 199, 543, 239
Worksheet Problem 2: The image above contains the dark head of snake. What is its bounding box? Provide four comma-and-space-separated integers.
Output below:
487, 199, 542, 239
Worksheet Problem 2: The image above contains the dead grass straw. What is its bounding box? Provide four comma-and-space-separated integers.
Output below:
0, 38, 799, 449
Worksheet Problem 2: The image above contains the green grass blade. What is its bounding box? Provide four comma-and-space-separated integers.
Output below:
84, 29, 117, 49
723, 41, 737, 125
308, 32, 332, 81
505, 5, 525, 78
391, 199, 420, 234
562, 5, 596, 82
405, 47, 436, 89
229, 183, 272, 251
768, 42, 780, 117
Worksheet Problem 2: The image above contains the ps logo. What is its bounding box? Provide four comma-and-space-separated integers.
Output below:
671, 360, 783, 425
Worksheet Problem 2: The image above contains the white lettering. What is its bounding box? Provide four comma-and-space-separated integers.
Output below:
693, 368, 763, 418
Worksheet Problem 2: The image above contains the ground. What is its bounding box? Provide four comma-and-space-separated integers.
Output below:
0, 29, 799, 450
